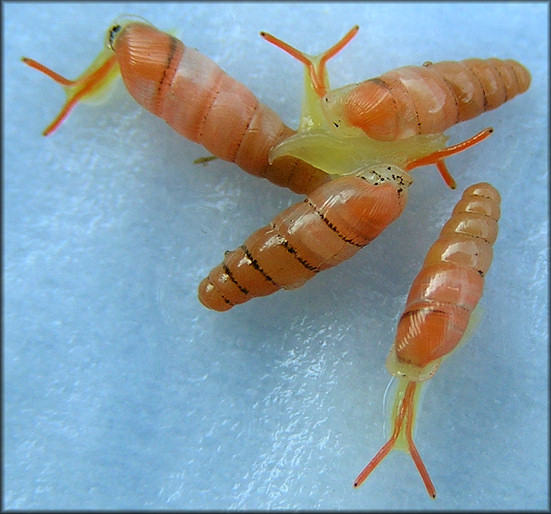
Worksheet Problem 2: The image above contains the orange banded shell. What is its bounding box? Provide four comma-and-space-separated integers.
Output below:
324, 59, 531, 141
198, 167, 411, 311
392, 182, 501, 373
111, 22, 329, 194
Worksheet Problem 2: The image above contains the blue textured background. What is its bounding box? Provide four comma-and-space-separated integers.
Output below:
4, 2, 548, 509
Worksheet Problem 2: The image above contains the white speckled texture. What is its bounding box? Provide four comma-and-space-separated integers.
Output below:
4, 2, 548, 509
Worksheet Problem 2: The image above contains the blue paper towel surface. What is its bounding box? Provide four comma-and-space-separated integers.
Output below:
4, 2, 548, 509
